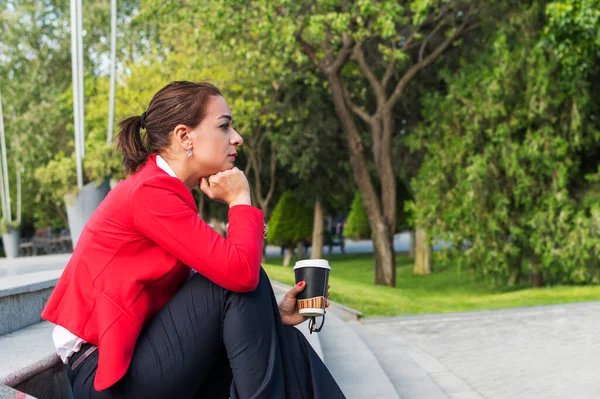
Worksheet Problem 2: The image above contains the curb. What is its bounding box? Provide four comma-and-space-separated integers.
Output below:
361, 300, 600, 325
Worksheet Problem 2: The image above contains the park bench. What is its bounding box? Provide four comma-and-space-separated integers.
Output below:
19, 229, 72, 257
279, 234, 346, 257
324, 231, 345, 254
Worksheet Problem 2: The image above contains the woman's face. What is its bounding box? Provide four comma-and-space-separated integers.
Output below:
189, 95, 243, 177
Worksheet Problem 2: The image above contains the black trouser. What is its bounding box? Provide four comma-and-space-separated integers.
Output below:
67, 268, 346, 399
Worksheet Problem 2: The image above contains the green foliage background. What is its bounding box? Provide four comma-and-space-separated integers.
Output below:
410, 2, 600, 285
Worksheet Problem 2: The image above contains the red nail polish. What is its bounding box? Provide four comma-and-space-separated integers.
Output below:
298, 281, 305, 288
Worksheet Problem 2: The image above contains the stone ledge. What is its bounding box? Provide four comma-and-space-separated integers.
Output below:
0, 286, 56, 335
0, 270, 62, 298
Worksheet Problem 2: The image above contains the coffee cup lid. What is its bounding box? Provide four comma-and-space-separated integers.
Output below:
293, 259, 331, 270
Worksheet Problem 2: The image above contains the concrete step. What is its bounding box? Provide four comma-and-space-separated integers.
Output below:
269, 279, 399, 399
318, 313, 401, 399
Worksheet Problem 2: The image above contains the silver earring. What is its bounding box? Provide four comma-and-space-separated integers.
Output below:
186, 149, 192, 157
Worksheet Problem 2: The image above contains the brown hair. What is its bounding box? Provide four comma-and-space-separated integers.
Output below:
116, 81, 222, 174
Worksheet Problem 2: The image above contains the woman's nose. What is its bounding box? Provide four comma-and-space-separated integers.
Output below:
231, 129, 243, 146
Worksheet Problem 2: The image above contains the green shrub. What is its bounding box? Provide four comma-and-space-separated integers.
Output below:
345, 191, 370, 240
0, 218, 20, 235
267, 191, 313, 246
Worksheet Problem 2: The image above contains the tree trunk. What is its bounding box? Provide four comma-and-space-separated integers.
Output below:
296, 241, 305, 259
283, 247, 293, 267
507, 255, 522, 286
409, 230, 416, 259
414, 227, 431, 274
327, 73, 396, 286
528, 261, 544, 287
311, 197, 324, 259
372, 226, 396, 285
197, 191, 205, 219
590, 253, 599, 283
247, 130, 277, 221
54, 203, 69, 225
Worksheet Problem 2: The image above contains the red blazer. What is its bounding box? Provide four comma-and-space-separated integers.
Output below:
41, 154, 264, 391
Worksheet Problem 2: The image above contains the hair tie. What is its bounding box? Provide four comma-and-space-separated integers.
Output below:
140, 111, 147, 129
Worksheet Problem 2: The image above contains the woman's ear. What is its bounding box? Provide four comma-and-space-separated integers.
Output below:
172, 124, 193, 151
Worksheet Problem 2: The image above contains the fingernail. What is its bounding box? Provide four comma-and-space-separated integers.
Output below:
298, 281, 305, 288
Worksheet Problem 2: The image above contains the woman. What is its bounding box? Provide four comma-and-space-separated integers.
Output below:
41, 81, 345, 398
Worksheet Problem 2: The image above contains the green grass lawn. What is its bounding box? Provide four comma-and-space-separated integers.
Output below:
263, 253, 600, 317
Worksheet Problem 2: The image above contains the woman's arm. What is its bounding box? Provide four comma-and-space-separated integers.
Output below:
133, 177, 264, 292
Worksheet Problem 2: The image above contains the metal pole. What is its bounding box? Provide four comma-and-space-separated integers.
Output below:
16, 169, 21, 225
77, 0, 85, 158
71, 0, 83, 189
107, 0, 117, 144
0, 92, 12, 223
15, 135, 20, 225
0, 167, 6, 221
0, 88, 8, 220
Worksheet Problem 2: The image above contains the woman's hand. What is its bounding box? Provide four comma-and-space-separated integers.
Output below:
279, 281, 331, 327
200, 167, 251, 207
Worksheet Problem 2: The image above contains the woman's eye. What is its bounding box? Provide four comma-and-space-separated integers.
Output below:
220, 124, 229, 131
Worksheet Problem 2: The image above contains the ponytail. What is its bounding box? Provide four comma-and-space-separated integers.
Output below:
116, 115, 148, 174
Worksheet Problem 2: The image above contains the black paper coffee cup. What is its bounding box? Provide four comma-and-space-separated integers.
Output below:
293, 259, 331, 317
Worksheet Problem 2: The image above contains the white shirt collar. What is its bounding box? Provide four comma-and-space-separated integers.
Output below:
156, 155, 177, 178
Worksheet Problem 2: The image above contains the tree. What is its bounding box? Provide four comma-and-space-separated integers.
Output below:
410, 1, 600, 286
271, 75, 353, 259
345, 182, 413, 241
203, 0, 491, 285
345, 191, 370, 240
267, 191, 314, 266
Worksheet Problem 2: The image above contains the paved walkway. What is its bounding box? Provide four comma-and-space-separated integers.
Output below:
357, 302, 600, 399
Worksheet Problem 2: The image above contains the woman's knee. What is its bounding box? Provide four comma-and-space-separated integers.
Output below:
225, 268, 275, 309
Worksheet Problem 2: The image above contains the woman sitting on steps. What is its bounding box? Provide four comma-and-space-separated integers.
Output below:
41, 81, 346, 399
